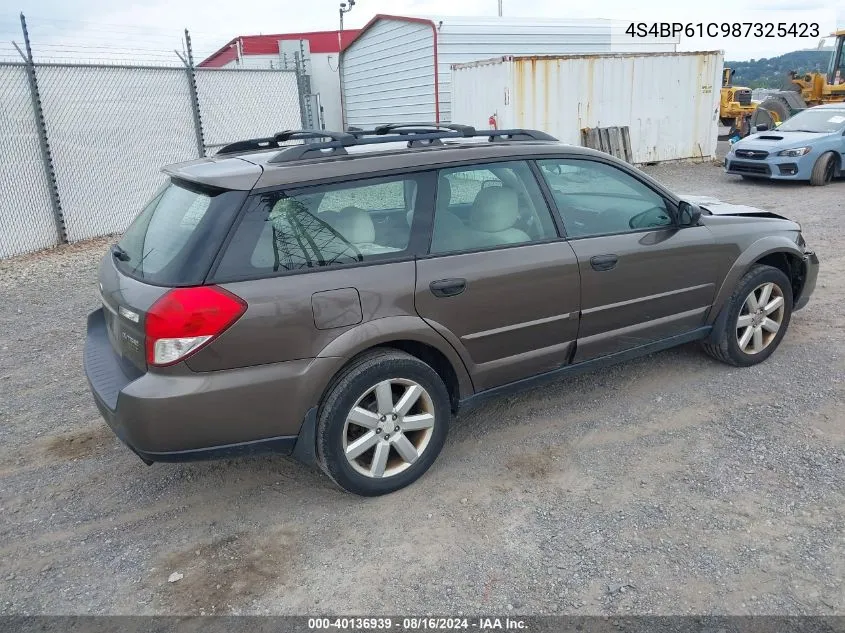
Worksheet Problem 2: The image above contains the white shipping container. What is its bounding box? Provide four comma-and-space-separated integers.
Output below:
451, 52, 723, 163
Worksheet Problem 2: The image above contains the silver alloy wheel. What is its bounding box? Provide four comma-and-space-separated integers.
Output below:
736, 281, 785, 355
342, 378, 436, 479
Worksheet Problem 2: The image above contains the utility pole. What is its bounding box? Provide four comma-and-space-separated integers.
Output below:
498, 0, 503, 16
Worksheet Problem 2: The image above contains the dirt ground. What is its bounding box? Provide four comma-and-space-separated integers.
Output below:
0, 161, 843, 616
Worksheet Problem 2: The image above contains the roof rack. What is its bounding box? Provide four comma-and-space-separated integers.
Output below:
216, 130, 357, 156
216, 137, 284, 155
216, 124, 557, 164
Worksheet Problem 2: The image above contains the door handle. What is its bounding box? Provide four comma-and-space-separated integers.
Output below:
430, 278, 467, 298
590, 254, 618, 271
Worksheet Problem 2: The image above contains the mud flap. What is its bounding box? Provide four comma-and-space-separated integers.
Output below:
705, 300, 732, 345
291, 407, 318, 468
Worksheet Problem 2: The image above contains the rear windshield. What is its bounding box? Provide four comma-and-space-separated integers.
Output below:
115, 179, 246, 286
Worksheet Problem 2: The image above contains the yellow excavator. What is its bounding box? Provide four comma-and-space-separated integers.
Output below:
744, 28, 845, 133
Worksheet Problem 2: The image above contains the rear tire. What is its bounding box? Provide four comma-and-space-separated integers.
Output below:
316, 349, 450, 496
703, 264, 793, 367
810, 152, 836, 186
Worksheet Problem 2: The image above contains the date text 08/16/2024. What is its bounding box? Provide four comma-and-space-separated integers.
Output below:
626, 22, 820, 38
307, 617, 527, 630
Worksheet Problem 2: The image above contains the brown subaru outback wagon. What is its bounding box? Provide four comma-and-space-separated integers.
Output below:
85, 124, 819, 496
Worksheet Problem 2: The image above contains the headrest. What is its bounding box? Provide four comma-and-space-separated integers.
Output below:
332, 206, 375, 244
436, 178, 452, 210
469, 187, 519, 233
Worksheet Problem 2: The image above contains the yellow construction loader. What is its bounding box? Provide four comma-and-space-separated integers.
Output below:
747, 29, 845, 132
719, 67, 756, 137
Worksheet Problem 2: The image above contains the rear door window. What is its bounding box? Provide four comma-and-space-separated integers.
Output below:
213, 174, 426, 282
430, 161, 559, 254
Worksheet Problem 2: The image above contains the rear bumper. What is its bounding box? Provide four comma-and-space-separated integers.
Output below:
84, 308, 320, 464
794, 250, 819, 311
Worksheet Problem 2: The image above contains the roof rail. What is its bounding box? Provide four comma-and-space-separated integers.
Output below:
216, 129, 357, 156
217, 124, 558, 164
488, 129, 559, 141
274, 129, 357, 144
372, 122, 477, 136
216, 137, 284, 155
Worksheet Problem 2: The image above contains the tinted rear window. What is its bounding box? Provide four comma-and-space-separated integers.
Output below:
115, 179, 246, 286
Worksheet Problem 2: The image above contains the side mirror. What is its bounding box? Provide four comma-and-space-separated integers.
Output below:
677, 201, 702, 227
752, 124, 769, 133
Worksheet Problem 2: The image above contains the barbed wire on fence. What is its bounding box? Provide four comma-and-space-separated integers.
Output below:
0, 13, 246, 66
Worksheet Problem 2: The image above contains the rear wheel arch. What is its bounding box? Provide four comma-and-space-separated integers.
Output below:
318, 341, 463, 415
382, 341, 462, 412
314, 317, 473, 410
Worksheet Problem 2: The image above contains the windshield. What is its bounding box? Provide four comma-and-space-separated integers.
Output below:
115, 179, 246, 285
777, 109, 845, 133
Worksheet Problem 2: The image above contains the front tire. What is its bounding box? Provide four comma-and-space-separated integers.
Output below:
703, 264, 793, 367
316, 349, 450, 496
810, 152, 836, 186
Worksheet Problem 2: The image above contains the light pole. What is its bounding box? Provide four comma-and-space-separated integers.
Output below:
339, 0, 355, 31
498, 0, 502, 16
338, 0, 355, 131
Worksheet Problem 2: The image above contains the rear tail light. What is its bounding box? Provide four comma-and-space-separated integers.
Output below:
145, 286, 247, 367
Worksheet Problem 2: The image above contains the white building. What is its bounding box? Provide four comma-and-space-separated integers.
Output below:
340, 14, 679, 129
200, 30, 361, 131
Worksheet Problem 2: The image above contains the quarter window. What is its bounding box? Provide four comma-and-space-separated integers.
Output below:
537, 159, 673, 238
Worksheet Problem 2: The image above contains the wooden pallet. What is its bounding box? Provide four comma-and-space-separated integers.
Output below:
580, 126, 633, 163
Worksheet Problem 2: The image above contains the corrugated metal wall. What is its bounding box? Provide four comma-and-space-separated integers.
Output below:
436, 18, 677, 123
341, 19, 435, 128
341, 16, 678, 126
451, 52, 723, 163
449, 57, 513, 133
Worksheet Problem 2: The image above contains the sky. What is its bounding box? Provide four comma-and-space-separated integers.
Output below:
0, 0, 843, 64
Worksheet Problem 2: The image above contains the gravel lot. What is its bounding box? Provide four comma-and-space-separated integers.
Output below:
0, 161, 843, 616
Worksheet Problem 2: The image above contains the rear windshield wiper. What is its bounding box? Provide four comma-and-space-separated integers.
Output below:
111, 244, 130, 261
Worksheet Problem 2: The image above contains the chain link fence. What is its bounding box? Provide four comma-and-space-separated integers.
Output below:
37, 64, 201, 242
0, 61, 304, 258
196, 68, 303, 150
